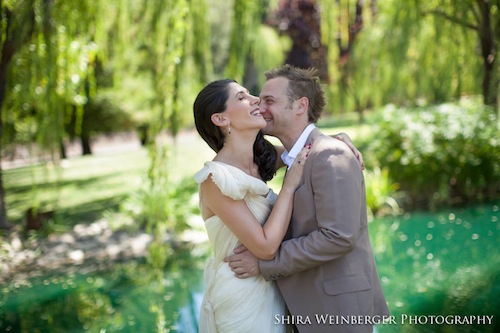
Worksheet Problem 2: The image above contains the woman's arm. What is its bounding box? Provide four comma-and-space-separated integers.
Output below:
201, 179, 295, 260
202, 146, 310, 260
334, 132, 364, 170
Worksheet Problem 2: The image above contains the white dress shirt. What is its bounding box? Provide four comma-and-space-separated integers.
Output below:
281, 123, 316, 169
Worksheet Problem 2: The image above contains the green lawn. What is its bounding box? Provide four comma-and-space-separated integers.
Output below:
4, 149, 150, 225
3, 132, 216, 226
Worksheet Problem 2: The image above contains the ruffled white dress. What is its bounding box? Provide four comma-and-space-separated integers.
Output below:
194, 161, 286, 333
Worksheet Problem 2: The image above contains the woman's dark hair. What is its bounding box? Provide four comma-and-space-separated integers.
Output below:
193, 79, 277, 181
253, 131, 277, 181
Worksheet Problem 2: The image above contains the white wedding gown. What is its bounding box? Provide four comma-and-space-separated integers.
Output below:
194, 161, 286, 333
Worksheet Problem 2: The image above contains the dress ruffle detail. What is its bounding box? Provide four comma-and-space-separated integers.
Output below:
194, 161, 269, 200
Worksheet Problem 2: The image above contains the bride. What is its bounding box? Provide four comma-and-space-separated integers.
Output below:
193, 79, 310, 332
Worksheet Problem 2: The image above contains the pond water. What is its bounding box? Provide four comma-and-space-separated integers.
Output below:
373, 203, 499, 333
1, 203, 499, 333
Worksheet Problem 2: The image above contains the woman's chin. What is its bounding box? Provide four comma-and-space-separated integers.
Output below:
257, 119, 267, 128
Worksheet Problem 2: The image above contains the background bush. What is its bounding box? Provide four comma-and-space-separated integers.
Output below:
364, 98, 500, 210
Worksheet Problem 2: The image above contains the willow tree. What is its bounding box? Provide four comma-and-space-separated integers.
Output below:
225, 0, 290, 92
97, 0, 215, 271
319, 0, 499, 115
417, 0, 499, 112
106, 0, 213, 184
318, 0, 375, 114
0, 0, 102, 229
0, 0, 35, 229
226, 0, 262, 83
0, 0, 215, 230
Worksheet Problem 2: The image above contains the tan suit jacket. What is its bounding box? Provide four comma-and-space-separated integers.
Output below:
260, 128, 390, 333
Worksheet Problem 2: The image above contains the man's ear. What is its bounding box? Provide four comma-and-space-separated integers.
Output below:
296, 97, 309, 115
211, 113, 229, 127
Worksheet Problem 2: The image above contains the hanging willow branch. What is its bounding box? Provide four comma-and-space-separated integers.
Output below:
418, 0, 498, 109
0, 0, 37, 229
421, 9, 478, 30
226, 0, 261, 82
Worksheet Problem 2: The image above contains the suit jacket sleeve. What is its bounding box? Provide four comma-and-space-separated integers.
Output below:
260, 137, 364, 279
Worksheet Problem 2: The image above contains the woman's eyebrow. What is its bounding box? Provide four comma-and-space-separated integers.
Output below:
235, 89, 249, 98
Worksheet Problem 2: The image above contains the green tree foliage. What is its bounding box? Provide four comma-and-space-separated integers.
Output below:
0, 0, 104, 228
225, 0, 290, 92
2, 0, 104, 153
318, 0, 499, 115
417, 0, 499, 111
226, 0, 262, 82
0, 0, 216, 230
318, 0, 372, 113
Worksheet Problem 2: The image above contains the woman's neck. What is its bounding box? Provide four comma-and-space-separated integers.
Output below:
214, 133, 258, 177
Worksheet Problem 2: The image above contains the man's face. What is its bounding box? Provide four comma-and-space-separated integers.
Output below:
259, 77, 293, 137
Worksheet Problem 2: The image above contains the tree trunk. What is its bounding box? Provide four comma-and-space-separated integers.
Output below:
0, 60, 10, 229
81, 134, 92, 155
277, 0, 329, 80
477, 0, 498, 111
60, 141, 67, 159
0, 164, 9, 230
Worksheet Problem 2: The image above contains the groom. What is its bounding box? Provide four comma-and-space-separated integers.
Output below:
225, 64, 389, 333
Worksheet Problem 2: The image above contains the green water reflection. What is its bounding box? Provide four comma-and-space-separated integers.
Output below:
0, 246, 208, 333
373, 203, 499, 333
1, 203, 498, 333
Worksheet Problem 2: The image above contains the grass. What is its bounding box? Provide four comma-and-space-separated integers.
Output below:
4, 150, 150, 225
3, 117, 368, 228
2, 130, 218, 227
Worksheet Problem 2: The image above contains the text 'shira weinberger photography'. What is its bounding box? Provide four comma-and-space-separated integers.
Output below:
274, 314, 495, 327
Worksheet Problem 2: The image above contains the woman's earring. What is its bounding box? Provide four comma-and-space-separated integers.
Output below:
228, 124, 231, 134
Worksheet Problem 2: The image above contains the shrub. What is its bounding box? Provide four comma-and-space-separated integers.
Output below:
121, 176, 199, 236
364, 166, 401, 220
365, 99, 499, 209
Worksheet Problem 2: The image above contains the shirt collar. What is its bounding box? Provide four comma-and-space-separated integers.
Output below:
281, 123, 316, 168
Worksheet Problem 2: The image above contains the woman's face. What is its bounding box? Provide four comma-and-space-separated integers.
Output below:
222, 82, 266, 131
